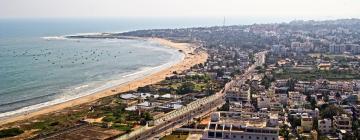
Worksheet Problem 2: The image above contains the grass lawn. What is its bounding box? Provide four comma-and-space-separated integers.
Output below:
111, 124, 132, 131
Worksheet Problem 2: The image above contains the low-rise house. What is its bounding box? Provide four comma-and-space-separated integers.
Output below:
278, 94, 288, 105
301, 114, 313, 132
340, 105, 353, 115
226, 86, 250, 102
318, 119, 332, 134
257, 97, 271, 109
270, 102, 283, 112
275, 79, 288, 87
125, 101, 158, 111
157, 102, 183, 112
288, 108, 319, 119
288, 91, 307, 107
333, 114, 352, 132
120, 93, 138, 100
318, 63, 331, 70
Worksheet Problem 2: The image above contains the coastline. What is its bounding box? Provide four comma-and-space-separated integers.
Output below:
0, 38, 208, 126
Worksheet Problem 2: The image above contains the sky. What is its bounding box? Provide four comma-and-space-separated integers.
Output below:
1, 0, 360, 19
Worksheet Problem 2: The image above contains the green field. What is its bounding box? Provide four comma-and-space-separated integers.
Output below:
273, 67, 360, 81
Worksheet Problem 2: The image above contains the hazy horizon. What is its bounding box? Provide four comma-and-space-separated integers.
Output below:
1, 0, 360, 21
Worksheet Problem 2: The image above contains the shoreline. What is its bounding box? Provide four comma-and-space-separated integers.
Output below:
0, 38, 208, 126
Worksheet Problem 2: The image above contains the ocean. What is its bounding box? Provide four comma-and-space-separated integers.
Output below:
0, 18, 214, 118
0, 17, 294, 118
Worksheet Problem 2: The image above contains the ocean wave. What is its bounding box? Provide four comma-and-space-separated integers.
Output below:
41, 36, 67, 40
63, 32, 106, 38
0, 51, 184, 119
0, 92, 57, 111
41, 32, 104, 41
69, 31, 126, 36
0, 36, 185, 119
70, 32, 104, 36
74, 84, 89, 90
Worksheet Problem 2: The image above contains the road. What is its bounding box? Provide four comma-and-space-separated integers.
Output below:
117, 89, 226, 140
236, 51, 267, 82
116, 51, 267, 140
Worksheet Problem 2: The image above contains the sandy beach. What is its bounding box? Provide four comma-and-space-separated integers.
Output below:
0, 38, 208, 126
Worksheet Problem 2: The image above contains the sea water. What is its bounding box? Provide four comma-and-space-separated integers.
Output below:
0, 18, 198, 117
0, 17, 293, 118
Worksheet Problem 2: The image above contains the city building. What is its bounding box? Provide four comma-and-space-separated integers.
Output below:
329, 44, 345, 54
333, 114, 352, 132
301, 114, 313, 132
318, 119, 332, 134
201, 112, 279, 140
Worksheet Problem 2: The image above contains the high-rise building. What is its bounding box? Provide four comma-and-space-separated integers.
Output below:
329, 44, 346, 54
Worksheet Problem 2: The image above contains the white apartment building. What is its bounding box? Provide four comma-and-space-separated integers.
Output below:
318, 119, 332, 134
226, 86, 250, 102
257, 97, 271, 109
202, 112, 279, 140
333, 114, 352, 132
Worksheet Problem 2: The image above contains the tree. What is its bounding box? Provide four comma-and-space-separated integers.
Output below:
102, 115, 116, 122
288, 115, 301, 129
313, 118, 318, 131
310, 98, 317, 110
245, 79, 251, 84
249, 53, 255, 64
323, 57, 331, 61
206, 83, 215, 95
342, 132, 356, 140
113, 107, 126, 123
263, 63, 268, 68
0, 128, 24, 138
137, 85, 151, 92
177, 82, 195, 94
287, 79, 297, 91
323, 94, 330, 102
216, 70, 225, 78
279, 125, 290, 139
218, 101, 230, 111
255, 66, 263, 70
142, 112, 153, 121
335, 92, 341, 99
320, 105, 345, 119
117, 115, 126, 124
198, 63, 204, 68
261, 75, 274, 89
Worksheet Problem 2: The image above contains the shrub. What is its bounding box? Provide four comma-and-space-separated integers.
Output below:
176, 82, 195, 94
0, 128, 24, 138
102, 115, 116, 122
